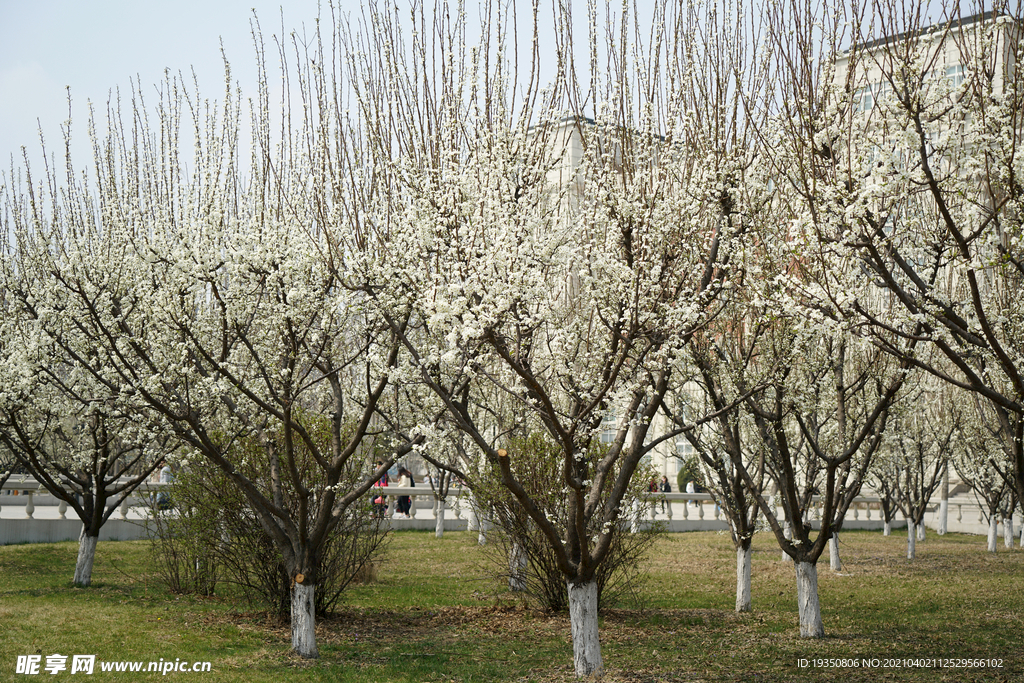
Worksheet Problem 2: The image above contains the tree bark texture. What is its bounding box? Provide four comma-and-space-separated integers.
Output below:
74, 533, 98, 587
907, 521, 916, 560
1003, 517, 1014, 549
291, 581, 318, 658
988, 516, 998, 553
883, 521, 892, 536
795, 561, 824, 638
829, 535, 841, 572
435, 499, 446, 539
917, 523, 926, 542
736, 546, 752, 612
567, 579, 603, 678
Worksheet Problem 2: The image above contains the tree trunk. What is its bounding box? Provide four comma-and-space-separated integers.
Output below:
938, 472, 949, 535
1003, 517, 1014, 550
567, 579, 603, 678
291, 581, 318, 658
829, 534, 841, 572
435, 499, 446, 539
907, 521, 916, 560
509, 542, 527, 592
782, 522, 793, 562
74, 532, 98, 587
917, 522, 925, 542
794, 561, 824, 638
466, 496, 479, 532
883, 520, 891, 536
736, 545, 752, 612
987, 516, 998, 553
477, 510, 490, 546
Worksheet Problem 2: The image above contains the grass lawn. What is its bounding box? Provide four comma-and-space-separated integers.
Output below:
1, 529, 1021, 682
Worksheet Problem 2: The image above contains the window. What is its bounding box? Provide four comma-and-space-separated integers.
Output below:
600, 413, 618, 445
854, 80, 893, 112
944, 64, 965, 88
854, 85, 874, 112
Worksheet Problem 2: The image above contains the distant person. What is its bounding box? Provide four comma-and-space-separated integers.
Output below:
686, 480, 696, 508
372, 460, 389, 518
659, 475, 671, 513
396, 467, 414, 518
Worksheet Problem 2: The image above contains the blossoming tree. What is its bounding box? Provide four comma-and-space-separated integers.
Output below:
0, 303, 174, 586
758, 0, 1024, 514
0, 30, 420, 655
342, 0, 757, 675
869, 376, 956, 559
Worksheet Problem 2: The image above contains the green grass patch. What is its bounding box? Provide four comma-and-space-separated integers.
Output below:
1, 530, 1021, 681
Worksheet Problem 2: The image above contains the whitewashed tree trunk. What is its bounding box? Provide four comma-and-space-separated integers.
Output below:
907, 521, 916, 560
435, 499, 446, 539
794, 561, 824, 638
74, 533, 98, 587
466, 496, 479, 532
987, 516, 998, 553
917, 522, 925, 542
1003, 517, 1014, 549
782, 522, 793, 562
829, 534, 841, 572
508, 542, 527, 591
567, 579, 603, 678
291, 581, 318, 658
736, 546, 752, 612
883, 520, 892, 536
1019, 520, 1023, 548
477, 511, 490, 546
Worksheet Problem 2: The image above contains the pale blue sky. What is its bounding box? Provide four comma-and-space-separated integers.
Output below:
0, 0, 326, 167
1, 1, 659, 172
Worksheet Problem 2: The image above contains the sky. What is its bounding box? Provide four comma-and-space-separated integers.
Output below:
0, 0, 975, 173
0, 0, 326, 169
0, 0, 663, 175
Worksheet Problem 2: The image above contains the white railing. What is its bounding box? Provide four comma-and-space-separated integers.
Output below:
1, 476, 1008, 537
1, 476, 169, 521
